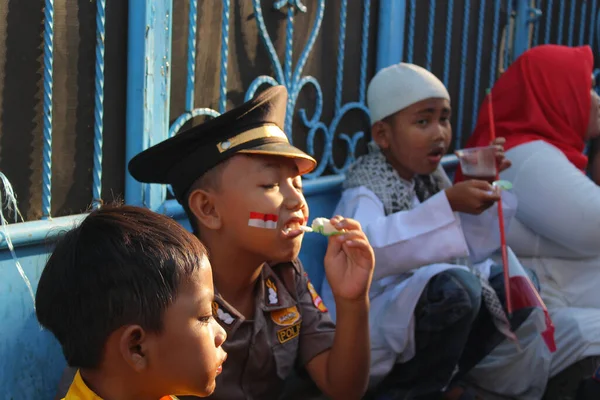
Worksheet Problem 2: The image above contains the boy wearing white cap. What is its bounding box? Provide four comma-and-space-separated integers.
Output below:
320, 63, 541, 399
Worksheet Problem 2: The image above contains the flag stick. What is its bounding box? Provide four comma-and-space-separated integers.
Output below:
487, 88, 513, 315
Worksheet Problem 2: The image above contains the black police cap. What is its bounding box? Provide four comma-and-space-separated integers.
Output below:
128, 86, 316, 204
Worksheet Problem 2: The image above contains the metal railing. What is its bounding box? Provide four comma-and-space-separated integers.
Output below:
1, 0, 599, 245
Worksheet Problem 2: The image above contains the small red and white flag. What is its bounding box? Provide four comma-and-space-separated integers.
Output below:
248, 212, 278, 229
484, 89, 555, 353
506, 247, 556, 353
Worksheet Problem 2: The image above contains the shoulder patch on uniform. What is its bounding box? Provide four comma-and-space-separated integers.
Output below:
306, 277, 328, 312
266, 278, 279, 305
213, 301, 235, 325
277, 322, 301, 344
271, 306, 301, 326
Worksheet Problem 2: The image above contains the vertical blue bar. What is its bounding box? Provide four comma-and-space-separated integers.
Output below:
92, 0, 106, 207
533, 0, 541, 46
42, 0, 54, 218
589, 0, 597, 46
568, 0, 576, 46
185, 0, 198, 112
513, 0, 531, 60
407, 0, 416, 63
489, 0, 501, 87
335, 0, 348, 112
471, 0, 486, 131
359, 0, 371, 103
219, 0, 230, 113
284, 5, 294, 87
125, 0, 173, 209
125, 0, 147, 206
503, 0, 513, 71
425, 0, 436, 70
455, 0, 471, 148
557, 0, 565, 44
579, 1, 587, 45
376, 0, 405, 71
545, 0, 554, 44
282, 2, 295, 135
443, 0, 454, 87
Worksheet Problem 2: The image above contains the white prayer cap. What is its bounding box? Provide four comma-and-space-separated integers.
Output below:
367, 63, 450, 124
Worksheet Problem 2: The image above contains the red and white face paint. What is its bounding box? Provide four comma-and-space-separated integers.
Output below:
248, 212, 278, 229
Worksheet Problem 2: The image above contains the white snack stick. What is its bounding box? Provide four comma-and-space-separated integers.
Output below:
310, 217, 343, 236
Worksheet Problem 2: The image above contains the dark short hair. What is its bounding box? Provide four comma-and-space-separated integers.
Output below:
35, 204, 208, 369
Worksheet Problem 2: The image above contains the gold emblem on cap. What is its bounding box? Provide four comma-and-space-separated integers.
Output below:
217, 125, 288, 153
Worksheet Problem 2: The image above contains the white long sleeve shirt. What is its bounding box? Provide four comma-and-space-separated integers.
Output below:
320, 183, 517, 385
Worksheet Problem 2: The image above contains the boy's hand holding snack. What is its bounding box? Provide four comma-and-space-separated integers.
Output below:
305, 215, 373, 399
323, 216, 375, 303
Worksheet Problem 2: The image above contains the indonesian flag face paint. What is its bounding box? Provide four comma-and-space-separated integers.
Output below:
248, 212, 278, 229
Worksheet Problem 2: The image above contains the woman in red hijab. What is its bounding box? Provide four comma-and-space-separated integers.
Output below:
459, 45, 600, 400
458, 44, 598, 175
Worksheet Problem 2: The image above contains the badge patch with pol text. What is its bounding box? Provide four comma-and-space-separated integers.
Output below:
277, 322, 301, 344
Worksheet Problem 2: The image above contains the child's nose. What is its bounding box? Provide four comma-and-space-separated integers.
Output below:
214, 322, 227, 347
432, 123, 450, 143
283, 187, 305, 210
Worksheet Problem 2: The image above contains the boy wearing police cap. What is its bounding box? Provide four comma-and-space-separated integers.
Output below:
128, 85, 375, 399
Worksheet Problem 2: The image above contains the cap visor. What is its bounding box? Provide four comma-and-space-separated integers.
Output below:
237, 142, 317, 175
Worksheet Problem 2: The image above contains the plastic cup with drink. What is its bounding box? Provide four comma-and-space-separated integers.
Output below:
455, 145, 498, 184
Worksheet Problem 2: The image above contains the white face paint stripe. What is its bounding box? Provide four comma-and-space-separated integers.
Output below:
264, 220, 277, 229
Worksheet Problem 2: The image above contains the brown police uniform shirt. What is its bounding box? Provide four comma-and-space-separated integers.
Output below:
206, 259, 336, 400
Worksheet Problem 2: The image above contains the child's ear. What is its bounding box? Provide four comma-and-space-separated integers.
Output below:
188, 189, 222, 230
371, 120, 391, 149
119, 325, 149, 372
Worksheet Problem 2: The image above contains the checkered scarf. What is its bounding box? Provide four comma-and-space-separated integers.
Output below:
344, 142, 449, 215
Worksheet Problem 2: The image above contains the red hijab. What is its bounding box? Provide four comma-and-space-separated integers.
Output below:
455, 45, 593, 182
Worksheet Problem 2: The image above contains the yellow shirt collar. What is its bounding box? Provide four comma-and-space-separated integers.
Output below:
62, 370, 178, 400
62, 370, 102, 400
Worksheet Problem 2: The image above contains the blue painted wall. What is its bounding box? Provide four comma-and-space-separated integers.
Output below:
0, 245, 65, 398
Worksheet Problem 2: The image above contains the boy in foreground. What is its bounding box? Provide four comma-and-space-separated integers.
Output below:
129, 85, 375, 399
36, 205, 227, 399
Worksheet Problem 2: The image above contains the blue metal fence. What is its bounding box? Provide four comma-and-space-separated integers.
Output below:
40, 0, 108, 219
529, 0, 597, 48
2, 1, 600, 396
378, 0, 597, 153
521, 0, 600, 85
93, 0, 107, 208
1, 0, 597, 235
41, 0, 54, 219
143, 0, 374, 219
